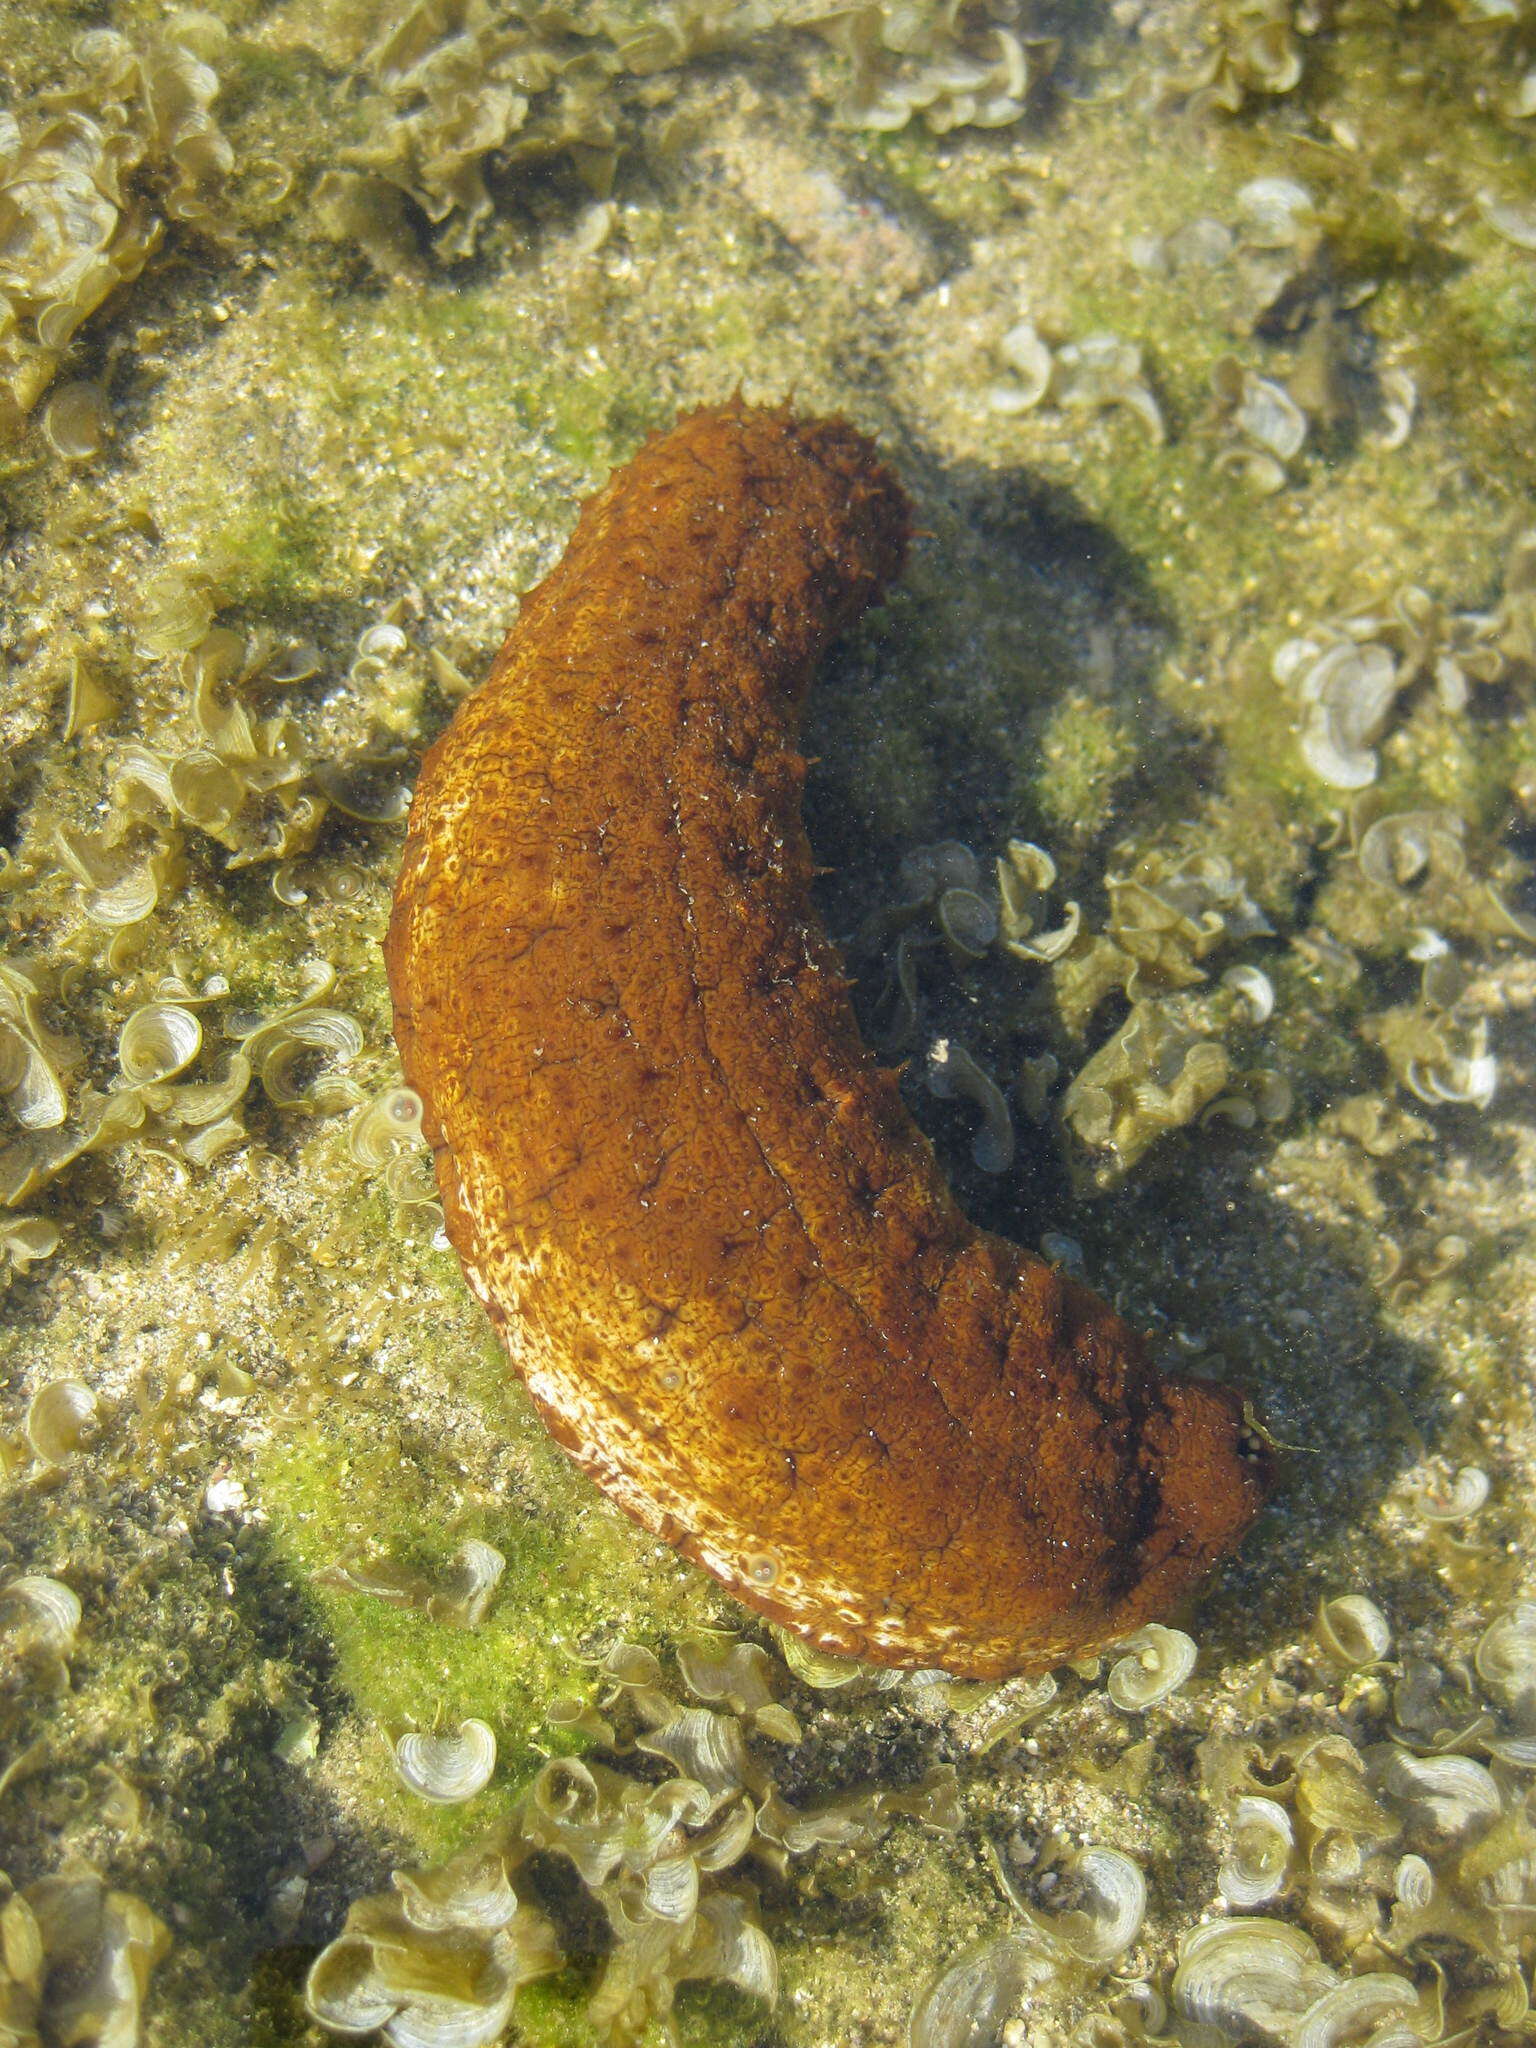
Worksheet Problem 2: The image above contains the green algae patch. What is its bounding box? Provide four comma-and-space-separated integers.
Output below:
259, 1414, 650, 1855
1029, 692, 1138, 846
127, 270, 663, 617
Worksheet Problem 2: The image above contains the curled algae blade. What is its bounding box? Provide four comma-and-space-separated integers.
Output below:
385, 399, 1272, 1678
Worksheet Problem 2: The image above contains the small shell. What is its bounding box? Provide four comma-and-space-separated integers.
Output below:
992, 318, 1055, 412
1478, 191, 1536, 250
1218, 1796, 1294, 1909
643, 1852, 699, 1923
1172, 1916, 1336, 2037
1393, 1853, 1435, 1909
1375, 367, 1417, 451
1474, 1602, 1536, 1712
693, 1891, 777, 2004
61, 654, 117, 738
245, 1009, 364, 1111
304, 1939, 401, 2035
25, 1378, 102, 1464
1357, 810, 1464, 890
118, 1004, 203, 1087
1221, 965, 1275, 1024
636, 1705, 751, 1798
41, 380, 112, 460
0, 1020, 67, 1130
599, 1639, 666, 1691
676, 1639, 778, 1716
1055, 333, 1165, 442
431, 1539, 505, 1629
264, 640, 323, 684
1040, 1845, 1147, 1963
926, 1038, 1015, 1173
167, 750, 245, 830
899, 841, 980, 903
1298, 641, 1398, 790
1237, 373, 1308, 460
0, 1573, 83, 1652
1415, 1464, 1489, 1523
356, 621, 409, 662
182, 1115, 247, 1166
1237, 177, 1315, 247
393, 1848, 519, 1934
936, 887, 999, 960
1168, 217, 1235, 267
1215, 445, 1288, 495
1293, 1973, 1420, 2048
149, 1051, 252, 1128
910, 1928, 1064, 2048
1315, 1593, 1391, 1667
1107, 1624, 1197, 1710
429, 647, 474, 698
350, 1085, 426, 1168
771, 1627, 870, 1690
1378, 1750, 1500, 1848
1, 1214, 60, 1271
394, 1719, 497, 1803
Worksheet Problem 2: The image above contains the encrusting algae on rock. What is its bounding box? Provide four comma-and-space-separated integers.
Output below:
385, 398, 1271, 1679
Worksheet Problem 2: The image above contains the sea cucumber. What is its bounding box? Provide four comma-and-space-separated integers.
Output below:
385, 399, 1271, 1678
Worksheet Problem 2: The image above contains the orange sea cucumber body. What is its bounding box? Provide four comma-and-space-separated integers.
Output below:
385, 401, 1270, 1678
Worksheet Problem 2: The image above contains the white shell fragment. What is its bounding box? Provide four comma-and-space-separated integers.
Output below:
436, 1539, 506, 1629
394, 1719, 498, 1804
997, 840, 1081, 963
0, 1018, 68, 1130
1394, 1853, 1435, 1910
1107, 1624, 1197, 1709
0, 1214, 60, 1271
1405, 1017, 1497, 1110
1375, 367, 1417, 450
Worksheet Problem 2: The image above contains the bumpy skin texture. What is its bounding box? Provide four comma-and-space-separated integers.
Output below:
386, 400, 1272, 1678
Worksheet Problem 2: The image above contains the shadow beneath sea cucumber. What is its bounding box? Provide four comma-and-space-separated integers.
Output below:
804, 440, 1459, 1666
